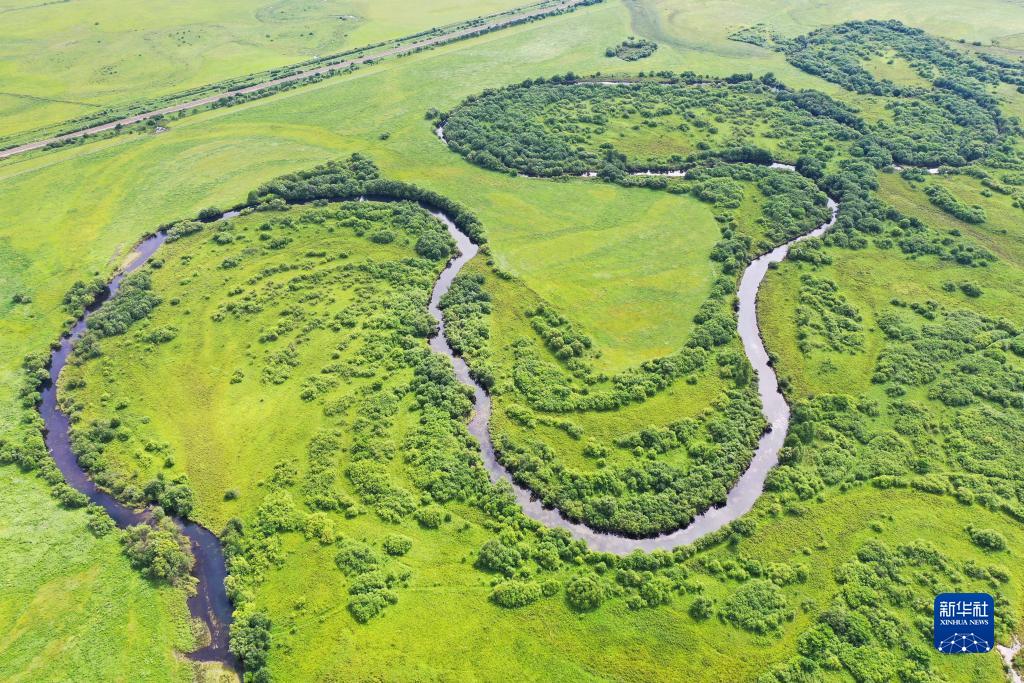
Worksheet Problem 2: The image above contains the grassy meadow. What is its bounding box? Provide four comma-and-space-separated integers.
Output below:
0, 0, 530, 142
246, 486, 1020, 682
3, 0, 1024, 680
0, 468, 195, 682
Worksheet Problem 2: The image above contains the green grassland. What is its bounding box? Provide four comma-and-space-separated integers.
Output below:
60, 199, 453, 530
4, 0, 1024, 681
54, 166, 1024, 681
248, 486, 1019, 682
477, 184, 721, 371
0, 467, 195, 683
0, 0, 530, 140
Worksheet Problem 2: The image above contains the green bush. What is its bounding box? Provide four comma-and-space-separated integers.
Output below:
490, 580, 543, 608
565, 575, 604, 611
966, 526, 1008, 551
382, 534, 413, 556
720, 580, 794, 633
120, 517, 195, 588
335, 538, 384, 576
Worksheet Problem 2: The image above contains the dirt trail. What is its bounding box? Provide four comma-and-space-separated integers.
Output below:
0, 0, 584, 161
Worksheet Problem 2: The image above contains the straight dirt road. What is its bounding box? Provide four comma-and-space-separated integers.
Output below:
0, 0, 584, 161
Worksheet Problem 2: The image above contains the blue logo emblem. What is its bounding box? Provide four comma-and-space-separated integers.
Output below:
934, 593, 994, 653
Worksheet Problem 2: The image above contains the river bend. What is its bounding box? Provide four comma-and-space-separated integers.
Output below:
38, 183, 837, 668
427, 192, 838, 553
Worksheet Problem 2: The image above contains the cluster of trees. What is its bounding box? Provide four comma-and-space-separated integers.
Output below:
605, 37, 657, 61
438, 273, 495, 389
468, 528, 714, 614
821, 159, 994, 267
786, 19, 1024, 97
794, 274, 864, 354
966, 525, 1008, 552
249, 154, 486, 244
504, 329, 711, 413
230, 611, 272, 682
759, 539, 1013, 682
565, 574, 604, 610
776, 89, 865, 132
923, 184, 987, 223
694, 552, 808, 587
62, 278, 106, 317
121, 513, 196, 589
872, 305, 1024, 410
686, 162, 832, 250
781, 20, 1022, 167
142, 474, 196, 518
301, 431, 352, 512
71, 269, 164, 361
692, 176, 744, 207
492, 385, 764, 536
335, 537, 410, 622
728, 24, 782, 49
719, 579, 794, 633
442, 76, 858, 179
490, 579, 548, 608
525, 304, 592, 360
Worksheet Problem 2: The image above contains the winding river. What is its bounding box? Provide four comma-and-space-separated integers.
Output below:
38, 173, 837, 667
39, 217, 239, 667
1000, 639, 1023, 683
427, 187, 839, 553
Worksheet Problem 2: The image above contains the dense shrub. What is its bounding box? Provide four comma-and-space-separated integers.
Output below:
490, 580, 543, 608
230, 611, 272, 675
335, 538, 384, 576
720, 580, 794, 633
121, 517, 195, 588
689, 596, 714, 620
565, 574, 604, 611
382, 534, 413, 556
965, 526, 1007, 551
606, 37, 658, 61
923, 185, 986, 223
476, 537, 524, 576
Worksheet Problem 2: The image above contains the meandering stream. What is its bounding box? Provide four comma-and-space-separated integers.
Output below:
999, 639, 1023, 683
38, 226, 236, 666
428, 188, 838, 553
39, 176, 838, 668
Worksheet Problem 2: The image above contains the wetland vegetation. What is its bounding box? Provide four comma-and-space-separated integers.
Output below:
5, 2, 1024, 682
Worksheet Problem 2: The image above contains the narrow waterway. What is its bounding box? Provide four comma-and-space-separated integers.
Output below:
38, 218, 239, 668
427, 193, 839, 553
998, 639, 1023, 683
38, 185, 839, 673
432, 120, 848, 549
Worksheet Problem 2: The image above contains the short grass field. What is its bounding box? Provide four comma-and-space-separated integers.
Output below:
0, 467, 194, 683
245, 486, 1019, 682
4, 0, 1024, 680
760, 169, 1024, 402
0, 0, 531, 141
